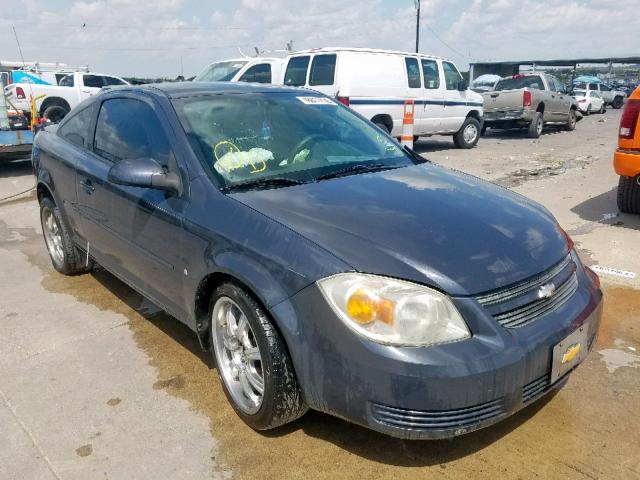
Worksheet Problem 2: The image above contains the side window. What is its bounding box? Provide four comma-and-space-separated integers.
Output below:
309, 54, 337, 86
58, 105, 94, 148
239, 64, 272, 84
421, 59, 440, 89
59, 75, 74, 87
83, 75, 103, 88
405, 57, 421, 88
600, 85, 610, 92
588, 84, 597, 90
547, 77, 557, 92
102, 76, 127, 86
284, 56, 310, 86
442, 62, 462, 90
93, 98, 171, 166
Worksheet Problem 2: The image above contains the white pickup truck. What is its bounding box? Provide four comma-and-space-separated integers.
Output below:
572, 82, 626, 109
4, 72, 127, 123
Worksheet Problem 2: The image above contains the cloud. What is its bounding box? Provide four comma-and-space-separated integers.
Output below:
0, 0, 635, 78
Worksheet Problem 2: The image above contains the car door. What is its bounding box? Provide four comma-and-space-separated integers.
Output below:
79, 74, 104, 100
75, 94, 189, 318
546, 76, 564, 120
440, 61, 468, 133
420, 58, 444, 133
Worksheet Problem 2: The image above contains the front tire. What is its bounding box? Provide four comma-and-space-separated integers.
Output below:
613, 96, 624, 109
453, 117, 480, 149
617, 176, 640, 214
39, 197, 93, 275
209, 282, 307, 430
527, 112, 544, 138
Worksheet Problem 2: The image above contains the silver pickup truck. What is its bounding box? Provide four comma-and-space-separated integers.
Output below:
482, 73, 579, 138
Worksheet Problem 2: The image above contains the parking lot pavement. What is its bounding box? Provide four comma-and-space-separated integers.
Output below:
1, 110, 639, 480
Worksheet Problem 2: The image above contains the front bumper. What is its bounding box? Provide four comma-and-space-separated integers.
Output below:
271, 262, 603, 440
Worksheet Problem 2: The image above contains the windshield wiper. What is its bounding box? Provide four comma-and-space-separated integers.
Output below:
221, 177, 306, 192
315, 163, 400, 181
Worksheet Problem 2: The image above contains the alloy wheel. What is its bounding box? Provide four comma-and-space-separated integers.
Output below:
41, 206, 64, 265
212, 297, 265, 414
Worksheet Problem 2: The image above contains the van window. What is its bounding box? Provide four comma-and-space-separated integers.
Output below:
442, 62, 462, 90
421, 59, 440, 89
309, 54, 337, 86
405, 58, 421, 88
284, 56, 310, 86
239, 64, 272, 83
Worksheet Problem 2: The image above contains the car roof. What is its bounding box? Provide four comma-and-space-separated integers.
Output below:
100, 81, 312, 99
289, 47, 447, 61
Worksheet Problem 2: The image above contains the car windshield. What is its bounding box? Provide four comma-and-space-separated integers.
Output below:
173, 92, 416, 189
572, 89, 587, 97
194, 61, 248, 82
494, 76, 543, 91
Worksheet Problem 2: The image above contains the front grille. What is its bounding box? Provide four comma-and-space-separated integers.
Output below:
476, 254, 578, 329
522, 375, 551, 403
371, 398, 504, 431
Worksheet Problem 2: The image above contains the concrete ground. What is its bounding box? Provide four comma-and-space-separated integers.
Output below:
1, 108, 639, 480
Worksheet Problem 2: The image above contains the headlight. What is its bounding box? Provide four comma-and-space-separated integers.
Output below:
317, 273, 470, 346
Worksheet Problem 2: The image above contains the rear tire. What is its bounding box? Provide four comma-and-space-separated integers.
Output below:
612, 96, 624, 109
41, 104, 69, 123
39, 197, 93, 275
527, 112, 544, 138
617, 176, 640, 214
565, 109, 577, 131
209, 282, 307, 430
585, 105, 592, 116
453, 117, 480, 149
599, 102, 605, 114
374, 122, 391, 134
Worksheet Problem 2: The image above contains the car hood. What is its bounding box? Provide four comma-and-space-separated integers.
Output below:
229, 163, 568, 296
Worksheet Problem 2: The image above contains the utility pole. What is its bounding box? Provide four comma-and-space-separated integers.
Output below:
415, 0, 420, 53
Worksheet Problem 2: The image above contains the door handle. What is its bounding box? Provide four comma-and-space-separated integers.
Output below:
80, 179, 95, 194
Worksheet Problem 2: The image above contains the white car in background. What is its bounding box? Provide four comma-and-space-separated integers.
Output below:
572, 89, 605, 115
194, 57, 284, 84
278, 47, 484, 149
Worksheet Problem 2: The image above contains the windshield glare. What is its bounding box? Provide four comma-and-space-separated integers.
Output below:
194, 61, 248, 82
174, 93, 413, 188
572, 89, 587, 96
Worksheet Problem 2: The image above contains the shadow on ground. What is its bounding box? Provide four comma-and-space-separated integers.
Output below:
0, 159, 33, 178
88, 263, 555, 467
571, 186, 640, 231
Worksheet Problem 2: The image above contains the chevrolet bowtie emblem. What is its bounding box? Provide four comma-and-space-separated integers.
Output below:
538, 282, 556, 299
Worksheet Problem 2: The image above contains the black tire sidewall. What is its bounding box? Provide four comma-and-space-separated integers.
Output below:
39, 196, 86, 274
454, 117, 480, 148
528, 112, 543, 138
42, 105, 69, 123
209, 282, 304, 430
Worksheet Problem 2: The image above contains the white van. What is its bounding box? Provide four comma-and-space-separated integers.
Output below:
279, 47, 484, 148
194, 57, 284, 84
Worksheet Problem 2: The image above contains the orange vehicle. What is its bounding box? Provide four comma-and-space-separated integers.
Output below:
615, 86, 640, 213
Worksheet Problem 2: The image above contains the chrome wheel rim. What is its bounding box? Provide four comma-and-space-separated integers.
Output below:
463, 123, 478, 144
41, 206, 64, 265
536, 118, 543, 134
212, 297, 264, 414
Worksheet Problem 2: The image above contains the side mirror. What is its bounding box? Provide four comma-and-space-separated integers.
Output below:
457, 79, 469, 91
108, 157, 182, 195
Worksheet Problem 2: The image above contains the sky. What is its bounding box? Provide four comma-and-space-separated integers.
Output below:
0, 0, 637, 78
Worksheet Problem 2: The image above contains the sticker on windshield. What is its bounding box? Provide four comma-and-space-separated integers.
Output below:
297, 96, 336, 105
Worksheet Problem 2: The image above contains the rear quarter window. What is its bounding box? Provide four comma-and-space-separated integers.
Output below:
284, 56, 310, 86
83, 75, 103, 88
57, 105, 94, 147
309, 54, 337, 86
